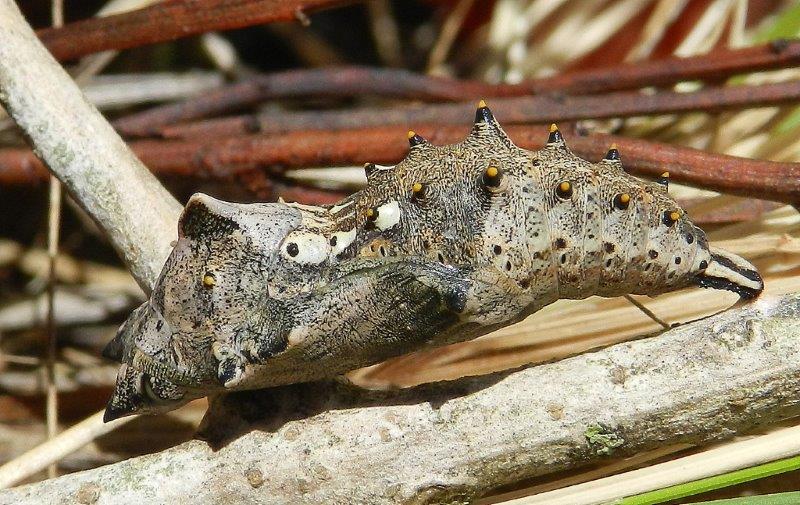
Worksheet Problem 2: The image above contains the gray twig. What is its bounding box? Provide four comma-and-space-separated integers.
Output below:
0, 0, 181, 292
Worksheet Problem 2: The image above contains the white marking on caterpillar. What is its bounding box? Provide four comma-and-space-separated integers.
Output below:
287, 325, 310, 347
330, 228, 357, 256
705, 247, 763, 292
718, 249, 761, 272
703, 262, 763, 291
282, 232, 330, 264
374, 201, 401, 231
286, 202, 327, 213
330, 200, 354, 214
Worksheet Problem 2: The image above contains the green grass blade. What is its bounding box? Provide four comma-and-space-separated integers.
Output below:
691, 492, 800, 505
728, 1, 800, 129
618, 454, 800, 505
755, 3, 800, 42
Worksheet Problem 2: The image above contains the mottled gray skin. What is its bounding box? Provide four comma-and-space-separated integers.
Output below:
103, 106, 763, 420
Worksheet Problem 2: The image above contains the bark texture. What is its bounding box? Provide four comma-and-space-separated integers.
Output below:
1, 293, 798, 504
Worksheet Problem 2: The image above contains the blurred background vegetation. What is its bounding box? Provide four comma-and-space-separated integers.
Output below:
1, 1, 800, 503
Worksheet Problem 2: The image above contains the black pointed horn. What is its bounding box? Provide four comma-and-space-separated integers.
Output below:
604, 143, 620, 161
407, 130, 427, 147
547, 123, 564, 144
104, 364, 146, 422
657, 171, 670, 189
475, 99, 494, 124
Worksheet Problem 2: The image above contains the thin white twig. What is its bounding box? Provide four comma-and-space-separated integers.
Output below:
0, 410, 133, 489
0, 0, 182, 291
82, 71, 224, 109
44, 178, 61, 481
511, 423, 800, 505
200, 33, 240, 75
0, 355, 40, 366
44, 0, 65, 480
427, 0, 476, 74
366, 0, 403, 68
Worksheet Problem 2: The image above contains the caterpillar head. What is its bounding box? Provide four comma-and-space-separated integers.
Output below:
103, 194, 303, 420
103, 303, 189, 420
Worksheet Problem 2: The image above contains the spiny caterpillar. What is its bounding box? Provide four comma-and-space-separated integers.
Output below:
102, 101, 763, 420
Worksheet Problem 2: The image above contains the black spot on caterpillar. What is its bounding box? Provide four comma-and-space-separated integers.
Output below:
102, 102, 764, 421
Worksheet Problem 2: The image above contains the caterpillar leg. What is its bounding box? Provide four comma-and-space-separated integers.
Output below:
694, 246, 763, 300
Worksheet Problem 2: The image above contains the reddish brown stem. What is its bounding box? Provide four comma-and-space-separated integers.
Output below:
113, 67, 481, 137
159, 80, 800, 139
3, 126, 798, 205
528, 39, 800, 95
36, 0, 800, 91
114, 40, 800, 137
37, 0, 349, 62
566, 132, 800, 204
277, 184, 349, 204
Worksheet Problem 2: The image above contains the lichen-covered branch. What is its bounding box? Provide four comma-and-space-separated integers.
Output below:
0, 0, 181, 291
1, 294, 798, 504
